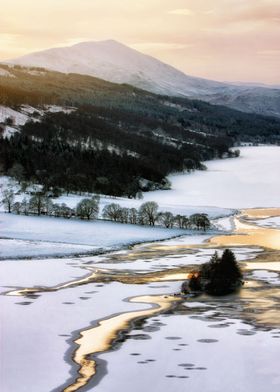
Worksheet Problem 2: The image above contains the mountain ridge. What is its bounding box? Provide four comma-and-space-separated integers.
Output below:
7, 40, 280, 118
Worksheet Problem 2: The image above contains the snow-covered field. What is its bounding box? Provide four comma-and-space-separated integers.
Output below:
0, 212, 188, 259
56, 194, 233, 219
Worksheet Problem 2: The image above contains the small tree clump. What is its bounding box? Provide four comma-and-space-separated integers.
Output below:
182, 249, 243, 296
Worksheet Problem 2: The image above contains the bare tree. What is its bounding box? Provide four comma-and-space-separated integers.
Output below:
189, 214, 210, 231
12, 202, 21, 215
76, 197, 99, 220
21, 197, 30, 215
174, 214, 185, 229
1, 188, 15, 213
138, 201, 159, 226
29, 194, 47, 216
102, 203, 122, 221
60, 203, 74, 219
119, 207, 129, 224
45, 198, 54, 216
128, 208, 138, 225
158, 211, 174, 228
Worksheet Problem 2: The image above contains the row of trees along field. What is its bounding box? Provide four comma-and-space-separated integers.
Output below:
1, 188, 211, 230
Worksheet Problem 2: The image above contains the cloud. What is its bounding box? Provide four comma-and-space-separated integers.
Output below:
257, 49, 280, 56
56, 37, 94, 47
0, 33, 20, 44
131, 42, 193, 51
168, 9, 195, 16
224, 3, 280, 24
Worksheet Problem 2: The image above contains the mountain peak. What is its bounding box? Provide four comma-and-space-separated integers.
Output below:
6, 40, 280, 117
8, 39, 222, 95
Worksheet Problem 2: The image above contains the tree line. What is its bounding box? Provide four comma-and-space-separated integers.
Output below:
0, 106, 223, 198
1, 187, 210, 231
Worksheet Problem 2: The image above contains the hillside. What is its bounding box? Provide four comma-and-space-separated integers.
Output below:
7, 40, 280, 118
0, 64, 280, 197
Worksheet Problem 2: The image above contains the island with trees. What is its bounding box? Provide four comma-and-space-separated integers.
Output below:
182, 249, 243, 296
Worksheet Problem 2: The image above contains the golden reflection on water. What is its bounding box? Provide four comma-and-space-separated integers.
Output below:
63, 295, 180, 392
6, 207, 280, 391
209, 214, 280, 250
242, 208, 280, 219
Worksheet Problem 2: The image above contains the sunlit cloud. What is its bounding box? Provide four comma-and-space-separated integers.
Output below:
131, 42, 193, 51
0, 33, 20, 45
168, 9, 195, 16
0, 0, 279, 84
56, 37, 94, 47
257, 49, 280, 56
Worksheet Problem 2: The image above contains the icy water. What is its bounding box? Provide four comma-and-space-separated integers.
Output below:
1, 146, 280, 392
2, 211, 280, 392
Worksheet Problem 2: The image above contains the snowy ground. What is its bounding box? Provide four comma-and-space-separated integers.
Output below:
1, 145, 280, 392
0, 104, 75, 138
0, 242, 264, 392
2, 146, 279, 218
0, 242, 207, 392
0, 212, 189, 259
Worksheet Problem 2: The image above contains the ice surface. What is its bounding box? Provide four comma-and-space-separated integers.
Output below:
143, 146, 280, 209
98, 312, 280, 392
256, 216, 280, 229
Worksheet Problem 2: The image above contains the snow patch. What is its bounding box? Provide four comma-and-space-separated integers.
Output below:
0, 67, 15, 78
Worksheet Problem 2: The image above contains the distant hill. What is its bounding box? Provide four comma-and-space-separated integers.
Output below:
7, 40, 280, 118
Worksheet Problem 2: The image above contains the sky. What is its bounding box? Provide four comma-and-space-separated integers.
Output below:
0, 0, 279, 84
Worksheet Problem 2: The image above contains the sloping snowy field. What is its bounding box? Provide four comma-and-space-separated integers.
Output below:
0, 212, 189, 259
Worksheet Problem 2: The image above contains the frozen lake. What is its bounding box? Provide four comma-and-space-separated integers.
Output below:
144, 146, 280, 209
1, 146, 280, 392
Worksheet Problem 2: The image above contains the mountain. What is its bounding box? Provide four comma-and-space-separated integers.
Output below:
8, 40, 226, 96
8, 40, 280, 118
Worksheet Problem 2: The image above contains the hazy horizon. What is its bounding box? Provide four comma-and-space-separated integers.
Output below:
0, 0, 279, 84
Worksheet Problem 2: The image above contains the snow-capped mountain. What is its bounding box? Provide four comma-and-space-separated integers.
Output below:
8, 40, 227, 95
8, 40, 280, 117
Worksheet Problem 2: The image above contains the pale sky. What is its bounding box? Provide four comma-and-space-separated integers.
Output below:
0, 0, 279, 84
